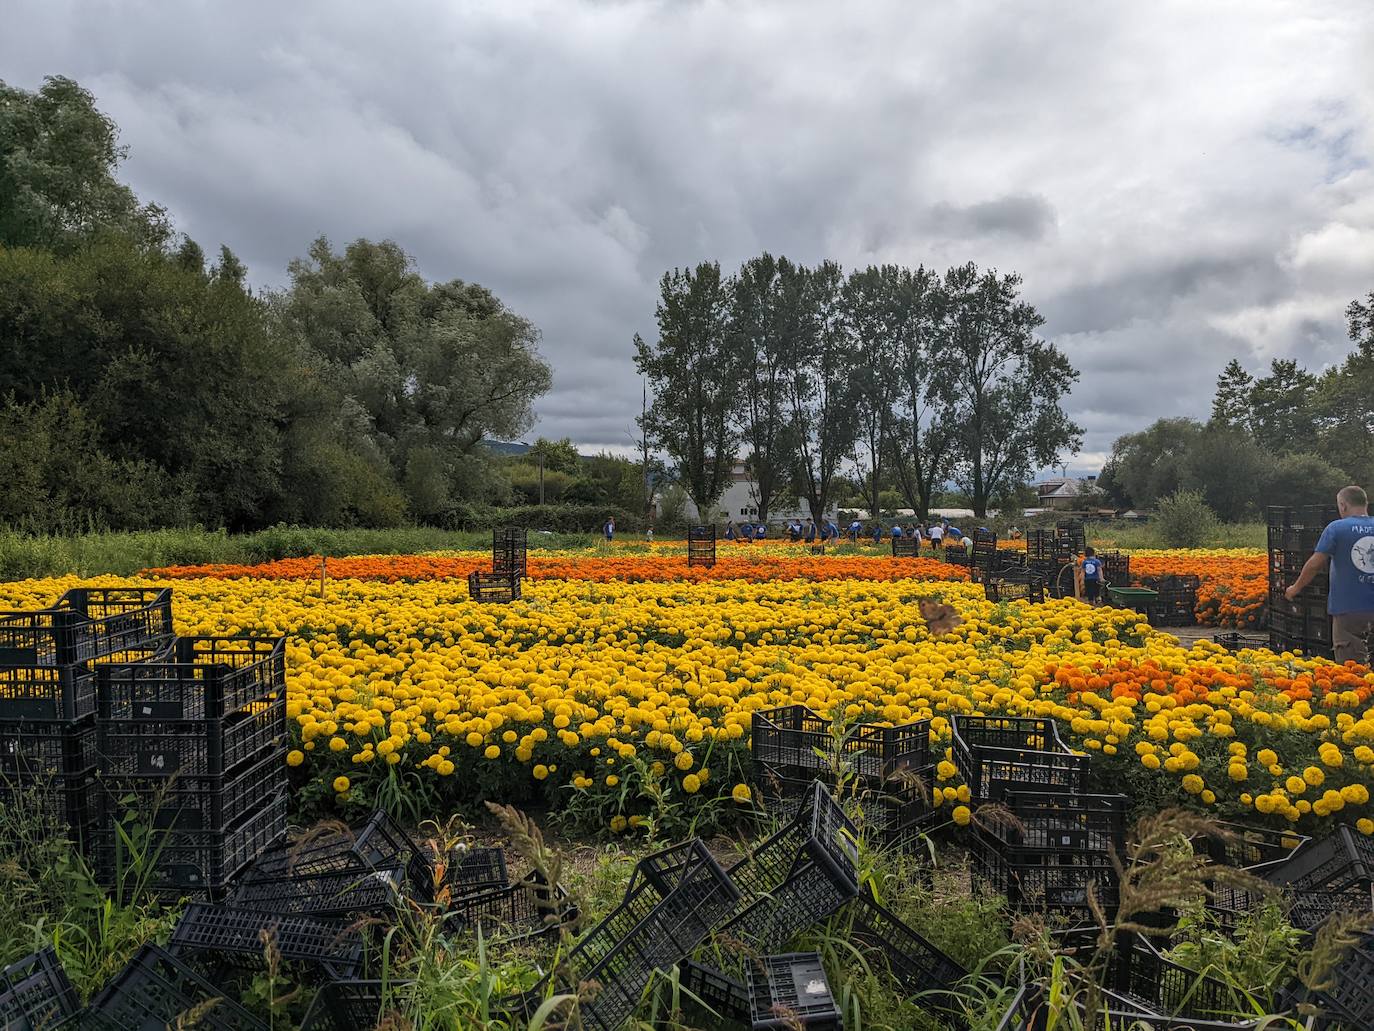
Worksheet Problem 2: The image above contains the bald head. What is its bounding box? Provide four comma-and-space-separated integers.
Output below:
1337, 485, 1368, 516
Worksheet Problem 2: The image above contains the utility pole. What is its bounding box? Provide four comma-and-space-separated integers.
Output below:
641, 375, 652, 520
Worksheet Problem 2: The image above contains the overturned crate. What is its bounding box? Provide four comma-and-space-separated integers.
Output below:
168, 902, 366, 981
0, 947, 81, 1031
445, 869, 578, 943
517, 838, 740, 1031
950, 715, 1088, 805
300, 979, 415, 1031
80, 943, 266, 1030
712, 782, 861, 955
984, 570, 1045, 605
747, 953, 842, 1031
687, 524, 718, 569
837, 894, 968, 1022
444, 845, 509, 898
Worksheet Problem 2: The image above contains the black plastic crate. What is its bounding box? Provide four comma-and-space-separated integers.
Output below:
1211, 632, 1271, 653
1100, 550, 1129, 586
1267, 505, 1339, 531
0, 713, 97, 779
1095, 934, 1254, 1024
98, 747, 285, 832
1270, 825, 1374, 894
840, 894, 967, 1014
168, 902, 365, 980
445, 845, 508, 898
245, 810, 434, 903
96, 789, 286, 893
493, 526, 528, 579
1192, 821, 1308, 870
0, 664, 96, 723
679, 959, 750, 1022
687, 525, 717, 569
1285, 884, 1372, 931
467, 570, 521, 603
747, 953, 842, 1030
0, 946, 80, 1031
752, 759, 934, 852
229, 864, 405, 918
95, 693, 285, 777
979, 791, 1127, 855
81, 944, 266, 1030
530, 838, 741, 1031
1142, 574, 1199, 627
717, 782, 861, 953
445, 870, 577, 942
0, 767, 98, 847
972, 831, 1119, 914
0, 587, 174, 672
950, 716, 1089, 804
1293, 935, 1374, 1029
96, 637, 285, 721
984, 571, 1045, 605
300, 980, 413, 1031
751, 705, 930, 781
891, 536, 920, 558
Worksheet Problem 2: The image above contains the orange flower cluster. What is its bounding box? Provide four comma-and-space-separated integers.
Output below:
1130, 554, 1268, 629
145, 553, 969, 584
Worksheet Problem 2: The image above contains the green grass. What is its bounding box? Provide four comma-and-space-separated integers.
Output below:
1085, 520, 1266, 550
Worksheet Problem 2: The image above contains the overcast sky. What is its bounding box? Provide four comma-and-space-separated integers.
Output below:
5, 0, 1372, 473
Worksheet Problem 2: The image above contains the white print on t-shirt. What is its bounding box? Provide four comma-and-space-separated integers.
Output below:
1353, 536, 1374, 575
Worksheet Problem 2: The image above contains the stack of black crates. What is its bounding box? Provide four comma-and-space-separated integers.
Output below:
1139, 574, 1200, 627
952, 715, 1128, 918
1026, 524, 1082, 597
1267, 505, 1337, 657
0, 588, 175, 854
94, 635, 289, 895
971, 528, 998, 575
750, 704, 934, 850
470, 526, 526, 603
687, 524, 717, 568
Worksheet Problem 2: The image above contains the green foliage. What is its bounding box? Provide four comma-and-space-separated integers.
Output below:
654, 484, 691, 530
1106, 417, 1205, 510
1155, 490, 1220, 547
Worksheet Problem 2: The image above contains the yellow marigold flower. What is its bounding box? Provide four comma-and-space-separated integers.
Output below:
1256, 749, 1278, 767
1341, 783, 1369, 805
610, 815, 627, 832
674, 751, 694, 771
1303, 766, 1324, 787
936, 760, 957, 780
1201, 790, 1216, 804
1359, 819, 1374, 836
484, 745, 501, 760
438, 759, 455, 776
732, 784, 752, 804
286, 749, 304, 767
1141, 753, 1161, 770
606, 774, 619, 787
952, 805, 971, 826
465, 732, 483, 748
682, 773, 701, 794
333, 775, 350, 793
1285, 776, 1307, 795
533, 764, 549, 781
1181, 774, 1204, 795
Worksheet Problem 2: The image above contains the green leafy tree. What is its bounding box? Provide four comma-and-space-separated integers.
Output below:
1314, 292, 1374, 487
787, 261, 860, 522
1209, 358, 1254, 430
888, 266, 955, 520
942, 263, 1081, 517
527, 437, 581, 475
1259, 452, 1350, 511
1106, 418, 1205, 509
843, 264, 908, 519
729, 253, 797, 523
0, 76, 169, 250
1249, 358, 1317, 452
1180, 426, 1274, 521
634, 262, 741, 518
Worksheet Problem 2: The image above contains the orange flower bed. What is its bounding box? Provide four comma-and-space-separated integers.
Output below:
145, 553, 969, 584
1130, 554, 1268, 630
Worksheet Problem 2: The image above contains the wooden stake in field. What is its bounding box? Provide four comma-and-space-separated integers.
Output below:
319, 555, 327, 598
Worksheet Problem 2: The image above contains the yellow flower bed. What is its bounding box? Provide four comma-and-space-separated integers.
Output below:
4, 566, 1371, 835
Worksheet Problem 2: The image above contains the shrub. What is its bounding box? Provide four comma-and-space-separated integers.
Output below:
1155, 490, 1219, 548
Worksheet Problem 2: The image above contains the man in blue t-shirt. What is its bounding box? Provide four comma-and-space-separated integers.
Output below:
1285, 485, 1374, 663
1080, 547, 1104, 605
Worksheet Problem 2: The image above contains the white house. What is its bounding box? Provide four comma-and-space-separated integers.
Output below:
686, 461, 838, 525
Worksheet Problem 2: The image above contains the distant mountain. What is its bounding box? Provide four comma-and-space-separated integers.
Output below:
483, 440, 531, 456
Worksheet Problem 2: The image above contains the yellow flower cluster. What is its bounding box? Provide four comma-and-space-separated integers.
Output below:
3, 562, 1372, 835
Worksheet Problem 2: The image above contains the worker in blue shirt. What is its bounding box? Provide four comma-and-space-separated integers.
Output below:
725, 521, 737, 541
848, 519, 861, 543
1285, 485, 1374, 663
1080, 547, 1104, 605
871, 522, 882, 544
891, 523, 904, 540
825, 520, 839, 542
754, 522, 767, 540
603, 517, 615, 541
804, 518, 816, 543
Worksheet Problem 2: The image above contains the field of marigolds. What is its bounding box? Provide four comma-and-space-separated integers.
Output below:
4, 541, 1370, 839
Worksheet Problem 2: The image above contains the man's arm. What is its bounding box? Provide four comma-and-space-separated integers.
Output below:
1285, 552, 1330, 601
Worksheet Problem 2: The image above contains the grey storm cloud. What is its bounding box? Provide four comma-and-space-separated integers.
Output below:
3, 0, 1372, 473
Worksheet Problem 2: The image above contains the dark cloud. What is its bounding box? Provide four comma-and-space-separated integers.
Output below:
2, 0, 1371, 478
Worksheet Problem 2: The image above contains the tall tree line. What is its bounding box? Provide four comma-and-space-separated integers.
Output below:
0, 76, 551, 532
635, 257, 1082, 519
1098, 296, 1374, 521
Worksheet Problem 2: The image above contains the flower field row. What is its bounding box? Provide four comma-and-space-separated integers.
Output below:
5, 554, 1370, 837
1128, 551, 1268, 629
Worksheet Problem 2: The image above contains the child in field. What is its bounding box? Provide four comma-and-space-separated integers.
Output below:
1081, 547, 1103, 605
